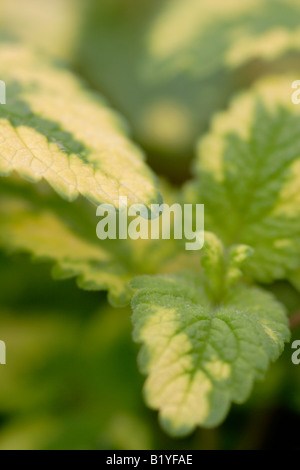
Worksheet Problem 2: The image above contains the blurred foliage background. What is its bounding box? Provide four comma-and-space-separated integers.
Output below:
0, 0, 300, 449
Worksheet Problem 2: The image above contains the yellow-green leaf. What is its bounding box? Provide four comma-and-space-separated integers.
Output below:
131, 271, 290, 436
0, 42, 161, 209
146, 0, 300, 79
0, 177, 186, 305
186, 75, 300, 283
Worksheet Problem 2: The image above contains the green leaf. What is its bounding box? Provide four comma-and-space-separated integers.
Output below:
76, 0, 235, 173
145, 0, 300, 80
0, 178, 133, 305
185, 75, 300, 283
0, 177, 187, 306
131, 270, 290, 436
0, 42, 161, 209
77, 0, 300, 170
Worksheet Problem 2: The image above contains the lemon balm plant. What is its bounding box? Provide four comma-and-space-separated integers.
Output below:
1, 0, 300, 446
